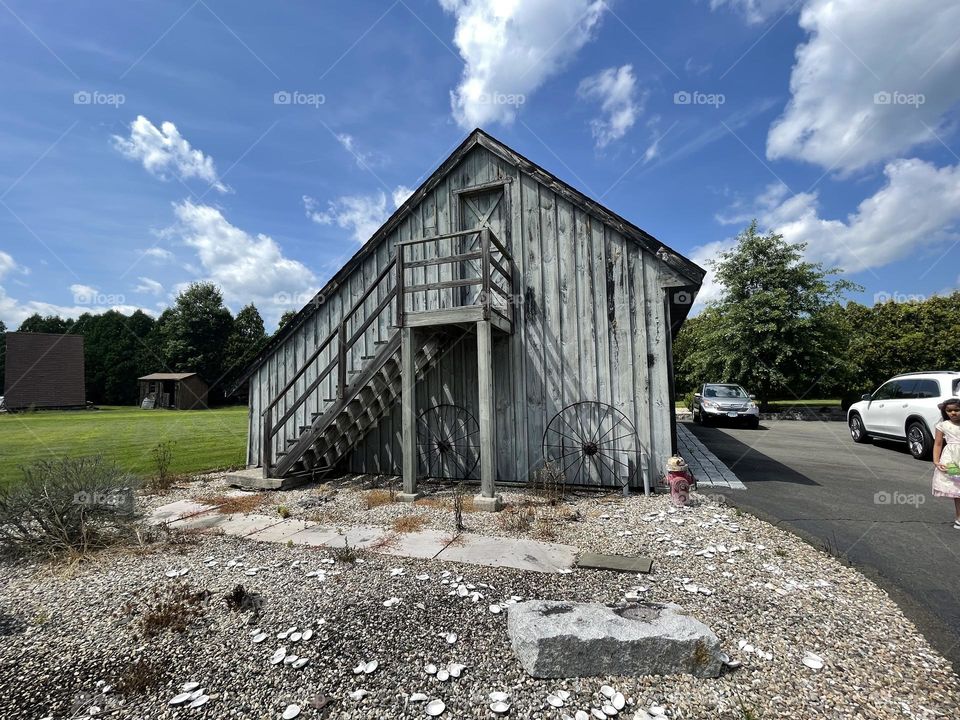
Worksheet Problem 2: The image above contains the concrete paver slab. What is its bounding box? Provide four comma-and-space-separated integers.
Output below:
438, 534, 576, 573
173, 512, 286, 537
147, 500, 218, 525
377, 529, 453, 559
577, 552, 653, 573
285, 525, 345, 547
322, 525, 389, 550
247, 518, 315, 543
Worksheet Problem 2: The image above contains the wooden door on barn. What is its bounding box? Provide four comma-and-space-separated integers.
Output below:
454, 183, 510, 307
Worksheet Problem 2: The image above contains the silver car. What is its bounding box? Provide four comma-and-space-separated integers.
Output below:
692, 383, 760, 428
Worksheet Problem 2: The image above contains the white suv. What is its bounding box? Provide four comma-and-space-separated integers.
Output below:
847, 371, 960, 459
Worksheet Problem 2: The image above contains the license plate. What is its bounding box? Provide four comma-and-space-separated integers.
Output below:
727, 412, 738, 417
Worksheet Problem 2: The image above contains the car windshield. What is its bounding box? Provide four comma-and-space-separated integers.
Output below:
704, 384, 748, 398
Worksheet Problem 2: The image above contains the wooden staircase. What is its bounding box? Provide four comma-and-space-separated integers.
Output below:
268, 329, 448, 478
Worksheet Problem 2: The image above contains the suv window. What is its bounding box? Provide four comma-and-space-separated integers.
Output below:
954, 379, 960, 397
872, 381, 904, 400
913, 379, 940, 399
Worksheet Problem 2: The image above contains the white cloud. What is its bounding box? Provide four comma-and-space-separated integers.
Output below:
0, 251, 16, 280
171, 200, 318, 323
578, 64, 642, 148
142, 247, 174, 262
134, 277, 164, 295
709, 0, 797, 25
304, 187, 410, 244
113, 116, 229, 193
767, 0, 960, 172
440, 0, 606, 128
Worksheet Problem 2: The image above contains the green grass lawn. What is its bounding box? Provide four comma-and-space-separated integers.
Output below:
0, 405, 248, 485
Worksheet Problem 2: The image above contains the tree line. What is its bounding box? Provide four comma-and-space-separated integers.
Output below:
0, 283, 271, 406
674, 222, 960, 409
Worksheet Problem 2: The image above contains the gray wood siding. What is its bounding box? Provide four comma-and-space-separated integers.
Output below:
248, 144, 676, 485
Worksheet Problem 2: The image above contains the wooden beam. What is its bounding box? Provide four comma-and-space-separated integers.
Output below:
404, 277, 480, 293
476, 320, 496, 499
451, 177, 513, 195
401, 327, 417, 496
403, 250, 482, 269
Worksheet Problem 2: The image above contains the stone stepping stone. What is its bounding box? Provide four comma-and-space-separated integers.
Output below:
577, 552, 653, 574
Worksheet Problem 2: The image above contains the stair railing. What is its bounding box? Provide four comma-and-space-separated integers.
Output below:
262, 256, 397, 477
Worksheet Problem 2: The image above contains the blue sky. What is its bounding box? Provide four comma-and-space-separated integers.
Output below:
1, 0, 959, 329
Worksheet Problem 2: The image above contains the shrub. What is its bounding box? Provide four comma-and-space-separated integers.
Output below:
684, 390, 697, 410
128, 582, 210, 637
0, 456, 138, 557
114, 656, 166, 694
452, 483, 466, 532
277, 505, 291, 519
148, 441, 175, 492
365, 489, 395, 510
392, 515, 427, 533
530, 462, 566, 505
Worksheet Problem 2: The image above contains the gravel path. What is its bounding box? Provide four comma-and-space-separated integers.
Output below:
1, 474, 958, 719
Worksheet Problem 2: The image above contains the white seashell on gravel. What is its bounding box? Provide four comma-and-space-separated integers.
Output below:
252, 632, 267, 643
410, 693, 429, 702
436, 669, 450, 682
556, 690, 570, 701
348, 689, 368, 700
187, 695, 209, 708
181, 681, 200, 692
290, 632, 302, 642
447, 663, 466, 677
283, 654, 298, 664
164, 569, 179, 578
575, 711, 589, 720
188, 689, 204, 701
546, 694, 564, 708
425, 699, 446, 716
169, 693, 192, 705
648, 706, 666, 717
271, 648, 286, 665
490, 701, 510, 713
591, 709, 606, 719
612, 693, 625, 710
445, 633, 458, 644
558, 568, 573, 574
602, 704, 617, 716
600, 686, 615, 699
364, 660, 379, 674
282, 704, 301, 719
390, 567, 405, 576
489, 604, 502, 614
292, 658, 309, 669
489, 692, 509, 702
244, 569, 258, 576
301, 629, 313, 641
802, 651, 824, 670
424, 664, 438, 675
353, 663, 366, 674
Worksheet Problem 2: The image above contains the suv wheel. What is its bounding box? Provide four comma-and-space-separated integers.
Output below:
907, 421, 933, 460
849, 414, 870, 443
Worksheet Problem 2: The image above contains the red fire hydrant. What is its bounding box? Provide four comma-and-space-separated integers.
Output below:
665, 456, 696, 506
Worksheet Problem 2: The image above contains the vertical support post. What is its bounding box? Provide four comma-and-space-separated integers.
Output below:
395, 247, 405, 328
262, 406, 272, 478
474, 319, 502, 511
337, 322, 347, 399
398, 326, 420, 501
480, 228, 491, 319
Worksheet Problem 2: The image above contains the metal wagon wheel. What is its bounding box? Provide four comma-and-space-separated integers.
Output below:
542, 401, 639, 488
416, 404, 481, 479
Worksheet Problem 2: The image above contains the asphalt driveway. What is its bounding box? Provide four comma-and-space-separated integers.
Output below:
683, 418, 960, 673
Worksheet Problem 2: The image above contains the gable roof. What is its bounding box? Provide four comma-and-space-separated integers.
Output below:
231, 128, 705, 391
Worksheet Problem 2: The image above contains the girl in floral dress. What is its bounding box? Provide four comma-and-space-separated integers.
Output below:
932, 397, 960, 529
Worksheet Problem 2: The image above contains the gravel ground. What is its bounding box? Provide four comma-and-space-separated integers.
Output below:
1, 473, 959, 720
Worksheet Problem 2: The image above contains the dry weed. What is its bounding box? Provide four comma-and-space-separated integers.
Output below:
497, 503, 536, 533
368, 532, 399, 551
392, 515, 427, 533
365, 489, 396, 510
196, 493, 267, 515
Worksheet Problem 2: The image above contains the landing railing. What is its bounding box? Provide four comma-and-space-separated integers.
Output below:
396, 227, 514, 330
262, 257, 397, 477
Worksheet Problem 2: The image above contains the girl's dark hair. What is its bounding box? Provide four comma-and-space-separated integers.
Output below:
940, 397, 960, 420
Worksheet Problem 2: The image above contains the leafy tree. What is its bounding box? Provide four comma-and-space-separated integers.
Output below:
678, 221, 860, 408
224, 303, 267, 395
72, 310, 155, 405
0, 319, 6, 392
277, 310, 297, 332
18, 314, 74, 334
156, 283, 234, 403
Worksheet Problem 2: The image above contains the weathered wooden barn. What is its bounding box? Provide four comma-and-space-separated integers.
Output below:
138, 372, 208, 410
3, 332, 85, 410
232, 129, 704, 502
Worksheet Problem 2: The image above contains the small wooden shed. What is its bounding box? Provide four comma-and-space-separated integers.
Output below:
3, 332, 85, 410
138, 372, 208, 410
233, 129, 705, 499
